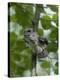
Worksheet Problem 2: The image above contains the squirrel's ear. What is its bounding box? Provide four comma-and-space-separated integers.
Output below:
38, 37, 48, 45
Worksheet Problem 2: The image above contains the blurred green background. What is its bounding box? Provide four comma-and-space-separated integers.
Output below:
8, 3, 58, 77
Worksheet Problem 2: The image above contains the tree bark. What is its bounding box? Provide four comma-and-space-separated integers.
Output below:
32, 4, 43, 31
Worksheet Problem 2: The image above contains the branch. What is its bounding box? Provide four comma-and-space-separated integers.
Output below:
32, 4, 43, 31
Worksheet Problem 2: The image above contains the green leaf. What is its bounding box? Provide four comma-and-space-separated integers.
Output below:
54, 61, 58, 74
37, 29, 44, 36
49, 27, 58, 41
54, 65, 58, 74
10, 32, 17, 48
41, 61, 50, 68
52, 14, 58, 26
23, 56, 32, 70
54, 68, 58, 74
47, 5, 58, 12
22, 49, 32, 70
41, 15, 51, 29
10, 58, 18, 77
55, 62, 58, 67
47, 42, 58, 52
10, 59, 25, 77
10, 48, 32, 77
14, 39, 26, 52
15, 4, 33, 27
10, 15, 16, 22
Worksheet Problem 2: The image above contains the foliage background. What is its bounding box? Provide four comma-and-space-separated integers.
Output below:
8, 3, 58, 77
